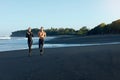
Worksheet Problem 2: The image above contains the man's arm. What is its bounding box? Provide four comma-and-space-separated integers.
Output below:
44, 32, 46, 38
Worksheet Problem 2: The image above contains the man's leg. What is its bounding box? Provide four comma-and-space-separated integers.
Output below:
39, 39, 44, 55
39, 39, 42, 52
41, 39, 44, 52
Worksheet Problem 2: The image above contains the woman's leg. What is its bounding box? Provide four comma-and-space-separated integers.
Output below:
28, 40, 32, 56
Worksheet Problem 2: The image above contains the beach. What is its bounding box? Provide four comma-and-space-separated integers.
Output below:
1, 0, 120, 79
0, 43, 120, 80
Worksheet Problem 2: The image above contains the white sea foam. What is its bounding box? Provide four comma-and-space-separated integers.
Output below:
0, 36, 11, 40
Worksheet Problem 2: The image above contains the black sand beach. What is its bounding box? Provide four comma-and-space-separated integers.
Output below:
0, 44, 120, 80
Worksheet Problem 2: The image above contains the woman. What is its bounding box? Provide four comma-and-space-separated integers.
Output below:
26, 27, 33, 56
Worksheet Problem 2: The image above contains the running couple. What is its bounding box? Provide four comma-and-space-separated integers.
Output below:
26, 27, 46, 56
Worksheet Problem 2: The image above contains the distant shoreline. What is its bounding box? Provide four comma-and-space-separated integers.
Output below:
45, 34, 120, 44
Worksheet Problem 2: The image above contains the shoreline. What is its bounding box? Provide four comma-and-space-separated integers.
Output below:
1, 34, 120, 52
0, 43, 120, 53
1, 41, 120, 52
45, 34, 120, 44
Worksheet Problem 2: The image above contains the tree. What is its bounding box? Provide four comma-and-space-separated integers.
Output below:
77, 26, 89, 35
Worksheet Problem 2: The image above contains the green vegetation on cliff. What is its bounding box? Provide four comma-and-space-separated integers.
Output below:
88, 19, 120, 35
11, 19, 120, 37
11, 27, 89, 37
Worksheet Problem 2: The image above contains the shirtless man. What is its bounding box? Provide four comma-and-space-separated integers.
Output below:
38, 27, 46, 55
26, 27, 33, 56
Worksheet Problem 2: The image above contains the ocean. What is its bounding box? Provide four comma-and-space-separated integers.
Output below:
1, 36, 120, 52
0, 36, 54, 52
0, 36, 83, 52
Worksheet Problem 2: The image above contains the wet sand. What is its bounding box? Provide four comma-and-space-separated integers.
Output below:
0, 44, 120, 80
